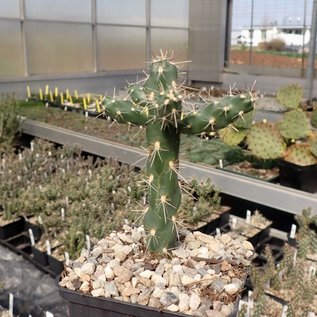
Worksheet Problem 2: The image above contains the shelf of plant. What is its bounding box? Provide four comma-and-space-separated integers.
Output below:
21, 118, 317, 216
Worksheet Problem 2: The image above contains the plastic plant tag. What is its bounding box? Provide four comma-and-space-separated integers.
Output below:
231, 217, 237, 229
248, 290, 254, 309
26, 85, 31, 98
64, 106, 68, 112
64, 252, 70, 266
18, 153, 22, 160
30, 141, 34, 152
281, 305, 288, 317
219, 159, 223, 168
65, 196, 69, 206
290, 224, 297, 239
46, 240, 51, 255
38, 215, 43, 225
86, 234, 91, 251
309, 266, 316, 281
216, 228, 221, 237
9, 293, 13, 317
85, 111, 88, 118
61, 208, 65, 221
45, 312, 54, 317
307, 313, 316, 317
28, 229, 35, 246
246, 210, 251, 224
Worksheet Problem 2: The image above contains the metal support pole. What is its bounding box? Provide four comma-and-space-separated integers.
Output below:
248, 0, 254, 65
20, 0, 28, 77
92, 0, 97, 73
305, 0, 317, 101
301, 0, 307, 74
146, 0, 151, 68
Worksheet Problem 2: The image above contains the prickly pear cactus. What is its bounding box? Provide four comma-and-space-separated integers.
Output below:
278, 109, 311, 140
102, 55, 254, 252
276, 84, 303, 109
246, 122, 286, 159
218, 126, 247, 146
284, 143, 317, 166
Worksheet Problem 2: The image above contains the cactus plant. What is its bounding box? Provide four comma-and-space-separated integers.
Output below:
276, 84, 303, 109
245, 83, 317, 166
101, 55, 254, 252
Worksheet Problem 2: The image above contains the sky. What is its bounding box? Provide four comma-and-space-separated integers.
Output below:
232, 0, 313, 30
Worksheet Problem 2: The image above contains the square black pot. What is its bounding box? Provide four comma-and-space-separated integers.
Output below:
279, 160, 317, 193
57, 280, 239, 317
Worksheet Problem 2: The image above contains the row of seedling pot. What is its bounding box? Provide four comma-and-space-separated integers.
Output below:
0, 138, 274, 276
26, 85, 105, 119
237, 208, 317, 317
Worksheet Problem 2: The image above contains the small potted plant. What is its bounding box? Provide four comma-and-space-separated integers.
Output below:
58, 54, 255, 316
244, 84, 317, 192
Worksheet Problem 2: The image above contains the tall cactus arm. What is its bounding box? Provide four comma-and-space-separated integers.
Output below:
180, 95, 254, 135
103, 99, 148, 126
144, 121, 181, 251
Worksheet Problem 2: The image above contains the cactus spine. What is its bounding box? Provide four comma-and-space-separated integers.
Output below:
102, 55, 254, 252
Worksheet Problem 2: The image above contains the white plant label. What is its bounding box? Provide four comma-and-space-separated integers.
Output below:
64, 106, 67, 111
281, 305, 288, 317
28, 228, 35, 246
85, 111, 88, 118
48, 151, 52, 157
61, 208, 65, 221
30, 142, 34, 152
9, 293, 14, 317
307, 313, 316, 317
88, 169, 92, 180
45, 312, 54, 317
219, 159, 223, 168
46, 240, 51, 255
246, 210, 251, 224
248, 290, 254, 309
65, 196, 69, 206
38, 215, 43, 225
127, 186, 131, 192
309, 266, 316, 281
18, 153, 23, 160
64, 252, 70, 266
86, 234, 91, 251
231, 217, 237, 229
290, 224, 297, 239
216, 228, 221, 237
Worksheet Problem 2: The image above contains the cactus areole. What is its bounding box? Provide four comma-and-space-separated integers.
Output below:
102, 57, 254, 253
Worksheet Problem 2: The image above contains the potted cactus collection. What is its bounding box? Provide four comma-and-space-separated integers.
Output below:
238, 209, 317, 317
245, 84, 317, 192
57, 55, 256, 316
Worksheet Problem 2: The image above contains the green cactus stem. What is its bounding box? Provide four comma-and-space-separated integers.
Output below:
102, 55, 254, 253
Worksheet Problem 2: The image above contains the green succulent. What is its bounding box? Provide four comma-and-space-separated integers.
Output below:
101, 55, 254, 252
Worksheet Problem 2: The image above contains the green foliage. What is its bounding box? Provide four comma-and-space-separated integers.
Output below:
0, 95, 22, 153
102, 55, 254, 252
178, 178, 221, 225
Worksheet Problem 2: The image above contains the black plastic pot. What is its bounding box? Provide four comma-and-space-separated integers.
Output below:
279, 160, 317, 193
187, 207, 231, 235
31, 247, 49, 266
48, 254, 64, 276
58, 281, 239, 317
0, 217, 42, 241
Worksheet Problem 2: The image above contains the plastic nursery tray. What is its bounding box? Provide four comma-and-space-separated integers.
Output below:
0, 217, 41, 241
187, 207, 231, 235
58, 279, 239, 317
215, 222, 271, 249
279, 159, 317, 193
0, 217, 63, 277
